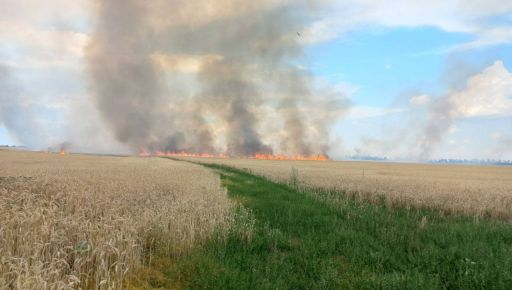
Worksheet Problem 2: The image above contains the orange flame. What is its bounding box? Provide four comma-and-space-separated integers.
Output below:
139, 149, 327, 161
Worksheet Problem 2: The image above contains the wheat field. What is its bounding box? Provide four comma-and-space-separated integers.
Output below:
0, 150, 233, 289
3, 150, 512, 289
190, 157, 512, 219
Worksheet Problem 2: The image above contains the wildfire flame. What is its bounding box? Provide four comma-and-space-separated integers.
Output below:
139, 150, 328, 161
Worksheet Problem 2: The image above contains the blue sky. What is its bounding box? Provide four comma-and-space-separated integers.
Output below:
1, 0, 511, 160
303, 23, 512, 159
308, 27, 512, 106
308, 27, 471, 105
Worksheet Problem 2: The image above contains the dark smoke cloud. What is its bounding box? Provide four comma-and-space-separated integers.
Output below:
197, 58, 271, 156
0, 63, 46, 147
87, 0, 167, 150
87, 0, 347, 156
277, 68, 313, 155
159, 1, 322, 155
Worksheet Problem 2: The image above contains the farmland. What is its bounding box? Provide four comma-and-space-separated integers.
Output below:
3, 1, 511, 289
189, 157, 512, 219
177, 163, 512, 289
2, 150, 512, 289
0, 150, 236, 289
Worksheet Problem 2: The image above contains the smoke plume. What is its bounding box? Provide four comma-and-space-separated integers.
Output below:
87, 0, 167, 150
351, 60, 512, 161
416, 96, 457, 160
87, 0, 345, 156
196, 58, 272, 156
277, 68, 314, 156
416, 60, 512, 160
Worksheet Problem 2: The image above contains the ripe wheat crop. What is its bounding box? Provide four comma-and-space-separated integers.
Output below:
191, 158, 512, 219
0, 150, 232, 289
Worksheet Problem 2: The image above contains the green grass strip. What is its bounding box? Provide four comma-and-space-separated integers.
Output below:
169, 163, 512, 289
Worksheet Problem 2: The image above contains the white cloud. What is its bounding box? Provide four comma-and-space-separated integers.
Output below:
0, 0, 90, 70
449, 61, 512, 117
305, 0, 512, 50
452, 27, 512, 51
417, 60, 512, 118
409, 94, 431, 106
329, 81, 360, 97
346, 106, 406, 120
352, 60, 512, 160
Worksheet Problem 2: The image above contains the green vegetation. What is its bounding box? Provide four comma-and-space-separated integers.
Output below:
153, 163, 512, 289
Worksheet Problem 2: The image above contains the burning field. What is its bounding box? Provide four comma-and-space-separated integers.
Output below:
82, 0, 348, 159
2, 148, 512, 289
139, 150, 329, 161
2, 0, 512, 289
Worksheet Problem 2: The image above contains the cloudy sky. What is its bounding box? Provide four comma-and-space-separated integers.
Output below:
1, 0, 511, 160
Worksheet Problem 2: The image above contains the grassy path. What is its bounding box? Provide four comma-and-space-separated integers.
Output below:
136, 162, 512, 289
172, 164, 512, 289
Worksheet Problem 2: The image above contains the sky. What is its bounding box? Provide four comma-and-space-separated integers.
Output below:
0, 0, 511, 160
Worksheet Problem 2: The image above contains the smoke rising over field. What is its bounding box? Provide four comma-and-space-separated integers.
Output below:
87, 0, 168, 151
352, 60, 512, 161
2, 0, 512, 161
416, 95, 457, 160
415, 61, 512, 160
86, 0, 345, 156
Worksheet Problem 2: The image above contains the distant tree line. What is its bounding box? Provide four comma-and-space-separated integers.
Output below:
347, 155, 389, 161
346, 155, 512, 166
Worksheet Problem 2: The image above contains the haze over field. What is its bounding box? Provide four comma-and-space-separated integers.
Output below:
0, 0, 511, 160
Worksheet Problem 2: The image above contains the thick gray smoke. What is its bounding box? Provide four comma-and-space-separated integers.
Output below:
0, 63, 45, 147
87, 0, 167, 151
416, 96, 457, 160
197, 58, 272, 156
87, 0, 345, 156
277, 69, 313, 156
